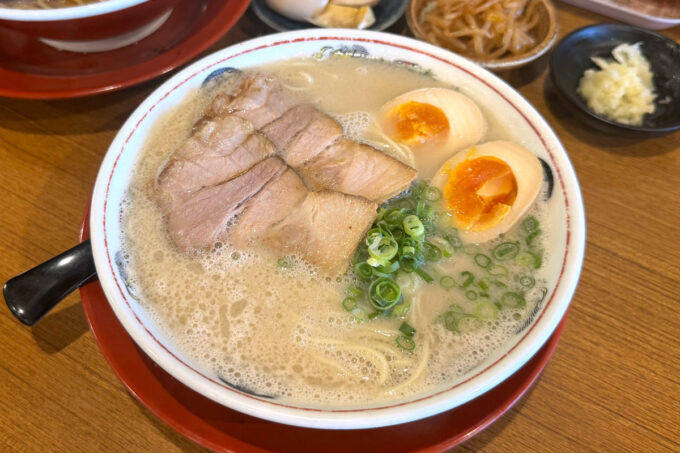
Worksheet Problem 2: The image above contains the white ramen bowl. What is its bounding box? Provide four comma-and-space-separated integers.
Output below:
90, 29, 585, 430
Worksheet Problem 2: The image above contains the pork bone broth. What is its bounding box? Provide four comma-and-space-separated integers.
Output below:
120, 57, 558, 406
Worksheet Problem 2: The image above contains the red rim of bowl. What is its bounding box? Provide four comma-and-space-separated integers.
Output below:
0, 0, 250, 99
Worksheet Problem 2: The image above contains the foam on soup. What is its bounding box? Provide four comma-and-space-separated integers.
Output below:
119, 56, 560, 407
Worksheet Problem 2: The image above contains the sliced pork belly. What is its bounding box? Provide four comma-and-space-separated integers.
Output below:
154, 116, 275, 214
230, 167, 308, 248
261, 191, 377, 274
207, 73, 292, 129
282, 113, 343, 168
165, 157, 285, 251
261, 104, 343, 167
299, 138, 418, 204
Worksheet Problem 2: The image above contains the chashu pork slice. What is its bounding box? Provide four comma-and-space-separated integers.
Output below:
261, 191, 377, 275
230, 167, 308, 248
299, 138, 418, 204
155, 116, 275, 214
165, 157, 285, 251
207, 73, 292, 129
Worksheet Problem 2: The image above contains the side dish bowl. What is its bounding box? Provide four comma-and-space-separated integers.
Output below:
550, 24, 680, 136
90, 29, 585, 429
406, 0, 558, 72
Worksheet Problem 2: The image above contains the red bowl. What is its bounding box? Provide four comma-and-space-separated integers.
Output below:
0, 0, 175, 41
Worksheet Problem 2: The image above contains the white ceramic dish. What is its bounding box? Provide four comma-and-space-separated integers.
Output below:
89, 29, 585, 430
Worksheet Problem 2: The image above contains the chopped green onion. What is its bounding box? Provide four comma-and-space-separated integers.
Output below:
368, 311, 381, 320
347, 285, 364, 299
440, 276, 456, 288
342, 296, 357, 311
383, 208, 406, 225
501, 292, 526, 308
368, 278, 402, 311
516, 251, 542, 269
474, 254, 492, 268
474, 301, 498, 321
396, 335, 415, 351
403, 215, 425, 239
460, 271, 475, 289
415, 267, 434, 283
465, 290, 478, 301
372, 261, 400, 278
487, 264, 508, 277
526, 229, 541, 247
522, 216, 539, 233
492, 242, 520, 261
519, 276, 536, 288
446, 234, 462, 249
476, 279, 489, 291
367, 235, 399, 265
422, 241, 442, 261
399, 322, 416, 337
355, 262, 373, 280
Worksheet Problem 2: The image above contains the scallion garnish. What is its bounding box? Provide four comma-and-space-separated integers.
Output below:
440, 275, 456, 288
519, 276, 536, 288
399, 321, 416, 337
403, 214, 425, 239
396, 335, 415, 351
369, 278, 402, 311
474, 253, 492, 268
501, 292, 526, 308
342, 296, 357, 311
492, 241, 520, 260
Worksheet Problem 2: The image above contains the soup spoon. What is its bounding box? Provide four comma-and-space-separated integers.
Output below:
3, 241, 96, 326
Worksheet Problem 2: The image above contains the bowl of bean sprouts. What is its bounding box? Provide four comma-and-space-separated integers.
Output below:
406, 0, 558, 71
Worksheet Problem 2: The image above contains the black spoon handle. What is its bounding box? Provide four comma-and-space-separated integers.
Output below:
3, 240, 96, 326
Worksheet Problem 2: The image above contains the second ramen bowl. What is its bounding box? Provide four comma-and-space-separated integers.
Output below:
90, 29, 585, 429
0, 0, 175, 47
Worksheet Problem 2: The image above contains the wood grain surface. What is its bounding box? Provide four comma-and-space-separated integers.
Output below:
1, 2, 678, 452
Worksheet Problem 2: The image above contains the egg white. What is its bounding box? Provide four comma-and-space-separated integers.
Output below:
431, 140, 543, 243
378, 87, 486, 177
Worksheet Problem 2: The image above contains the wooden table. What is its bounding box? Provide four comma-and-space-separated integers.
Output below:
1, 3, 678, 452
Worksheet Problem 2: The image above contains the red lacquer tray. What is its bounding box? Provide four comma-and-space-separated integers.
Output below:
79, 206, 566, 452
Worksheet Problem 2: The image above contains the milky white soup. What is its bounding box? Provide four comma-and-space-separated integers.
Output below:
120, 56, 562, 407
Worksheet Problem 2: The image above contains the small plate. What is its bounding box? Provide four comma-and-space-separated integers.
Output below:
0, 0, 250, 99
79, 201, 566, 451
250, 0, 407, 32
550, 24, 680, 136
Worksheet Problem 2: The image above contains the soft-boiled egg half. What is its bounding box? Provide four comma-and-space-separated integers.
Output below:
266, 0, 377, 28
378, 87, 486, 177
431, 140, 543, 244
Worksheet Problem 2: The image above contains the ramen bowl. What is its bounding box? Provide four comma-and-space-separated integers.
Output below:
90, 29, 585, 429
0, 0, 175, 48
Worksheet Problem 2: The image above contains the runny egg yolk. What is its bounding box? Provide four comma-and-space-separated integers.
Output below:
444, 155, 518, 232
385, 101, 450, 147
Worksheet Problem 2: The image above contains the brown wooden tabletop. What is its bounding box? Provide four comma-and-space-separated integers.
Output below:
1, 2, 678, 452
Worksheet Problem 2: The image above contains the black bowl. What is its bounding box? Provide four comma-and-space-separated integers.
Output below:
549, 23, 680, 137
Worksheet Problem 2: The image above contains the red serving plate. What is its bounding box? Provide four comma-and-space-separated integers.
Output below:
0, 0, 249, 99
79, 202, 567, 452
